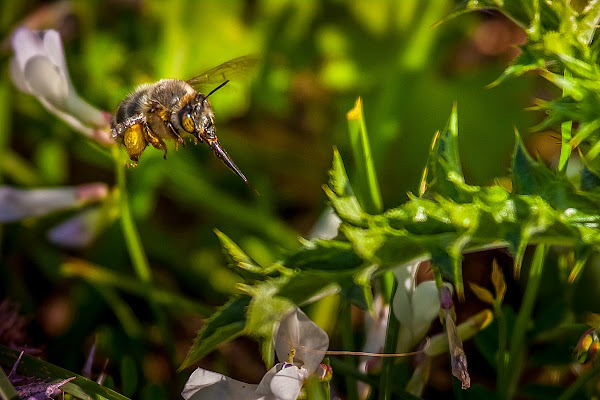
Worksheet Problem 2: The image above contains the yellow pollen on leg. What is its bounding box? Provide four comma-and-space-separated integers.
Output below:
123, 124, 147, 161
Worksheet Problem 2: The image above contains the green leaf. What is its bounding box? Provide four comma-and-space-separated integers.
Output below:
576, 0, 600, 45
285, 239, 363, 271
324, 148, 366, 225
0, 345, 131, 400
245, 283, 294, 366
179, 296, 250, 371
0, 364, 19, 400
420, 103, 467, 202
446, 0, 560, 37
347, 97, 383, 214
487, 45, 546, 88
214, 229, 272, 280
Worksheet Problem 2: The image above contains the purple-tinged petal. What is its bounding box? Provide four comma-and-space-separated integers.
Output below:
47, 208, 100, 248
10, 27, 44, 71
0, 184, 108, 223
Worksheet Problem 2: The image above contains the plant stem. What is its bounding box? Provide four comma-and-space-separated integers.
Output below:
113, 149, 177, 363
378, 277, 400, 400
341, 302, 359, 400
494, 302, 508, 392
501, 244, 548, 400
329, 358, 422, 400
114, 150, 152, 282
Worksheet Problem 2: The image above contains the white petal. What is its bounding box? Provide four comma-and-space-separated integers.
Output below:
274, 308, 329, 374
24, 56, 69, 106
392, 262, 420, 326
181, 368, 262, 400
10, 57, 30, 94
47, 208, 101, 248
11, 27, 45, 71
411, 281, 441, 326
38, 97, 96, 137
308, 207, 341, 239
42, 30, 70, 81
0, 186, 81, 222
269, 366, 303, 400
256, 364, 280, 396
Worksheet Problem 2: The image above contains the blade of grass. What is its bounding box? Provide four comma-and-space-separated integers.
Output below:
347, 97, 383, 215
94, 286, 143, 338
501, 244, 548, 400
61, 260, 212, 316
346, 98, 395, 307
0, 345, 131, 400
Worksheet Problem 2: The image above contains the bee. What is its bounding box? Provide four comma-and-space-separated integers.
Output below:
111, 56, 257, 188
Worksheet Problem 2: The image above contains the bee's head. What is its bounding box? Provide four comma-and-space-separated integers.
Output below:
178, 93, 215, 142
177, 85, 255, 191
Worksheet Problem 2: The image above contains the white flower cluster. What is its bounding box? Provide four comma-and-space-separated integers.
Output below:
182, 307, 329, 400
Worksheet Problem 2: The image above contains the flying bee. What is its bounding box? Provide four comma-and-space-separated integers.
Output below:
111, 56, 257, 189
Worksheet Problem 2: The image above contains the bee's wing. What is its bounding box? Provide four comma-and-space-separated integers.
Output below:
186, 55, 260, 90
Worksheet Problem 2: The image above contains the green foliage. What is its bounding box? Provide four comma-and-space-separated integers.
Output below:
7, 0, 600, 398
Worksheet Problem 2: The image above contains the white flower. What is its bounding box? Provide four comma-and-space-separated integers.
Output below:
181, 369, 262, 400
308, 207, 341, 240
10, 26, 111, 143
182, 307, 329, 400
47, 207, 103, 248
393, 261, 452, 351
0, 183, 108, 223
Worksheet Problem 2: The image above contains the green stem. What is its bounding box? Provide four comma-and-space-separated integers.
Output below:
113, 149, 176, 363
501, 244, 548, 400
379, 278, 400, 400
341, 302, 358, 400
328, 358, 422, 400
494, 302, 508, 394
0, 364, 19, 400
557, 358, 600, 400
114, 150, 151, 282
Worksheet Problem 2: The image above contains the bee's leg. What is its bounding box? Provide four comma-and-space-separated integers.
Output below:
143, 124, 168, 159
123, 123, 147, 162
151, 101, 185, 150
166, 122, 185, 149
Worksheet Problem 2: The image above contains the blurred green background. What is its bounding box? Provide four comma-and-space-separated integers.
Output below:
0, 0, 544, 398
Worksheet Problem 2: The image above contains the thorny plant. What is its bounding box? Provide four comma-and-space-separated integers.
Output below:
4, 1, 600, 400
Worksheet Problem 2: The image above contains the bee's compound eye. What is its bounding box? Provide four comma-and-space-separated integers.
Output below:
179, 105, 194, 133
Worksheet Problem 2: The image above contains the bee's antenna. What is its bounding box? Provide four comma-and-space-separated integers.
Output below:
207, 80, 230, 98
